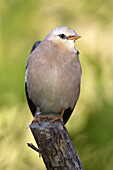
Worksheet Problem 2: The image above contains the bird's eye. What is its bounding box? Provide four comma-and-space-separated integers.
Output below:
58, 34, 66, 39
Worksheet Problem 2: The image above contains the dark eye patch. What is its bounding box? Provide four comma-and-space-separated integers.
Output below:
58, 34, 67, 39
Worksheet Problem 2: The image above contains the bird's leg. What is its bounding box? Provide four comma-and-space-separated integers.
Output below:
32, 112, 48, 125
48, 107, 65, 124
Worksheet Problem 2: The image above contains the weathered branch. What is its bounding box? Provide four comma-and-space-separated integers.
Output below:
28, 119, 84, 170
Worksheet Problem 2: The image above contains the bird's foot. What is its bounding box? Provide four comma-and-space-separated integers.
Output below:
32, 112, 48, 125
48, 107, 65, 124
48, 116, 63, 125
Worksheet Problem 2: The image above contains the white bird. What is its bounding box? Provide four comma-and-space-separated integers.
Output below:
25, 26, 81, 124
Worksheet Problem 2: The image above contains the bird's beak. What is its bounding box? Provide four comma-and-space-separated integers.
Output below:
67, 35, 81, 40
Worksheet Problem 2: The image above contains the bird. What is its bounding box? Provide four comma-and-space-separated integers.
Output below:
25, 26, 81, 125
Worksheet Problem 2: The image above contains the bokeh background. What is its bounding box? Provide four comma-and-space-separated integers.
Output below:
1, 0, 113, 169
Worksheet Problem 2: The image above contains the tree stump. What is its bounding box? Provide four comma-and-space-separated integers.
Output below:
28, 119, 84, 170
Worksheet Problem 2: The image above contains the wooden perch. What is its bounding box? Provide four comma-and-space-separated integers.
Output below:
28, 119, 84, 170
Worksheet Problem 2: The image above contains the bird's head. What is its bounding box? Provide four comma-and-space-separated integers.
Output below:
44, 26, 81, 52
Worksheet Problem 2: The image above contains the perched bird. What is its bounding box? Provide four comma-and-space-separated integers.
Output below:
25, 26, 81, 125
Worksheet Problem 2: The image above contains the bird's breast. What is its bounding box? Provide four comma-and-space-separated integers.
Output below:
27, 46, 81, 114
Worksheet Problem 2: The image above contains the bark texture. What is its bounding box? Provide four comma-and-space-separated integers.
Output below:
29, 120, 84, 170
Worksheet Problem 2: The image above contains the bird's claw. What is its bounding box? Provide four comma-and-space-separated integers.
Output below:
32, 113, 48, 125
47, 115, 64, 125
32, 107, 65, 125
49, 107, 65, 125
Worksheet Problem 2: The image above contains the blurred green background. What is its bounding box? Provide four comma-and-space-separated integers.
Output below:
0, 0, 113, 169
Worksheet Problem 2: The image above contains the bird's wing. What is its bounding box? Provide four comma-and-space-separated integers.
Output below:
63, 87, 80, 124
25, 41, 41, 116
30, 41, 42, 53
63, 51, 81, 124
